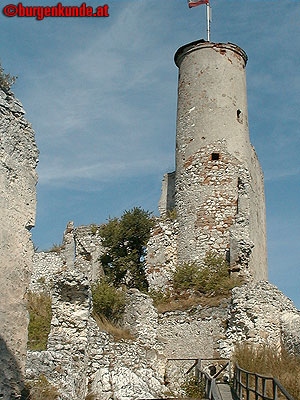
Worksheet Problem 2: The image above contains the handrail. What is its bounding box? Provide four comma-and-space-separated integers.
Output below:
233, 362, 295, 400
193, 359, 231, 400
200, 370, 222, 400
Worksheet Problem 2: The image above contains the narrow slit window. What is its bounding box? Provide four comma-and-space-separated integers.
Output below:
211, 153, 220, 160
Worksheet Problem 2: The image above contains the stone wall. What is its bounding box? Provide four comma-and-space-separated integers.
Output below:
158, 172, 175, 217
145, 219, 178, 291
27, 270, 92, 400
222, 281, 300, 358
30, 223, 104, 295
172, 41, 267, 281
30, 252, 63, 293
26, 263, 300, 399
74, 224, 104, 283
0, 87, 38, 399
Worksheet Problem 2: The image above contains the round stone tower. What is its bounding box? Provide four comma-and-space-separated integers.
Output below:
174, 40, 267, 281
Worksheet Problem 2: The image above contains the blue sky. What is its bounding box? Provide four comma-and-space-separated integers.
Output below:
1, 0, 299, 307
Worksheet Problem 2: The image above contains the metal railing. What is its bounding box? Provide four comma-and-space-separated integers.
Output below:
192, 358, 231, 400
233, 362, 295, 400
198, 370, 223, 400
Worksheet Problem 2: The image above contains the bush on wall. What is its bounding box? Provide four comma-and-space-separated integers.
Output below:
99, 207, 155, 291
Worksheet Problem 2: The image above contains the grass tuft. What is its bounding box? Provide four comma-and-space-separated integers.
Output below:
93, 313, 135, 341
181, 375, 205, 399
47, 243, 64, 253
233, 342, 300, 399
27, 292, 52, 351
25, 375, 59, 400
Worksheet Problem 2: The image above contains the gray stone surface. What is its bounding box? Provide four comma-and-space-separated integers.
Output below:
23, 40, 300, 400
0, 87, 38, 399
280, 312, 300, 356
158, 172, 175, 217
145, 218, 178, 291
222, 281, 300, 357
30, 252, 63, 293
74, 224, 105, 283
173, 41, 267, 281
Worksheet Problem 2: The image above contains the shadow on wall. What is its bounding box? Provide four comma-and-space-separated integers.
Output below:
0, 336, 29, 400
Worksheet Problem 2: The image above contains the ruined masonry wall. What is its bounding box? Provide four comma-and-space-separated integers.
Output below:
30, 252, 63, 293
30, 224, 105, 295
173, 41, 267, 280
145, 219, 178, 291
0, 88, 38, 399
74, 225, 105, 283
222, 281, 300, 358
158, 172, 175, 217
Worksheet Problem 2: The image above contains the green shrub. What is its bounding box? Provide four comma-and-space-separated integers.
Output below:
173, 252, 240, 296
27, 292, 52, 351
92, 279, 125, 323
181, 375, 205, 399
90, 224, 99, 235
0, 62, 16, 91
26, 375, 59, 400
233, 342, 300, 399
100, 207, 155, 290
148, 289, 172, 307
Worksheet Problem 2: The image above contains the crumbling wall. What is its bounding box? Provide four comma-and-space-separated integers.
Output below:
158, 172, 175, 217
0, 87, 38, 399
74, 224, 104, 283
30, 252, 63, 293
30, 223, 105, 296
87, 319, 167, 400
145, 219, 178, 291
27, 270, 92, 400
222, 281, 300, 358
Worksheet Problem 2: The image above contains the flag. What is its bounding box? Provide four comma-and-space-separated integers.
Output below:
188, 0, 209, 8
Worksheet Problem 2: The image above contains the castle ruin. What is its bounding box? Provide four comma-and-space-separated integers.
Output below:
0, 40, 299, 400
148, 41, 268, 289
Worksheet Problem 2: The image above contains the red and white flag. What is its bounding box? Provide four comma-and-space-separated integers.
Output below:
188, 0, 209, 8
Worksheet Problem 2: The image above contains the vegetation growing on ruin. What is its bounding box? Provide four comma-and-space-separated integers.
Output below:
92, 279, 125, 322
47, 242, 64, 253
150, 252, 242, 313
149, 289, 228, 313
25, 375, 59, 400
91, 279, 135, 340
0, 62, 17, 91
99, 207, 155, 291
181, 375, 205, 399
161, 208, 177, 221
233, 342, 300, 399
173, 252, 240, 296
93, 313, 135, 341
27, 292, 52, 351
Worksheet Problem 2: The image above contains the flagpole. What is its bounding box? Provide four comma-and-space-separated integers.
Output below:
206, 2, 210, 42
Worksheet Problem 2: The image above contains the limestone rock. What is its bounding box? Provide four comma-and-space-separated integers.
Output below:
0, 88, 38, 399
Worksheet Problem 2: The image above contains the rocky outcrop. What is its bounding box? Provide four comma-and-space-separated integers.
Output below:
27, 270, 92, 400
0, 87, 38, 399
222, 281, 300, 357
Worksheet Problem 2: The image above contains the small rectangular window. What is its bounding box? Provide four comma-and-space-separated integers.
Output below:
211, 153, 220, 160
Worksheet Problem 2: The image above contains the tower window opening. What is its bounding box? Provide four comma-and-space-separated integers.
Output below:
237, 109, 242, 123
211, 153, 220, 160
